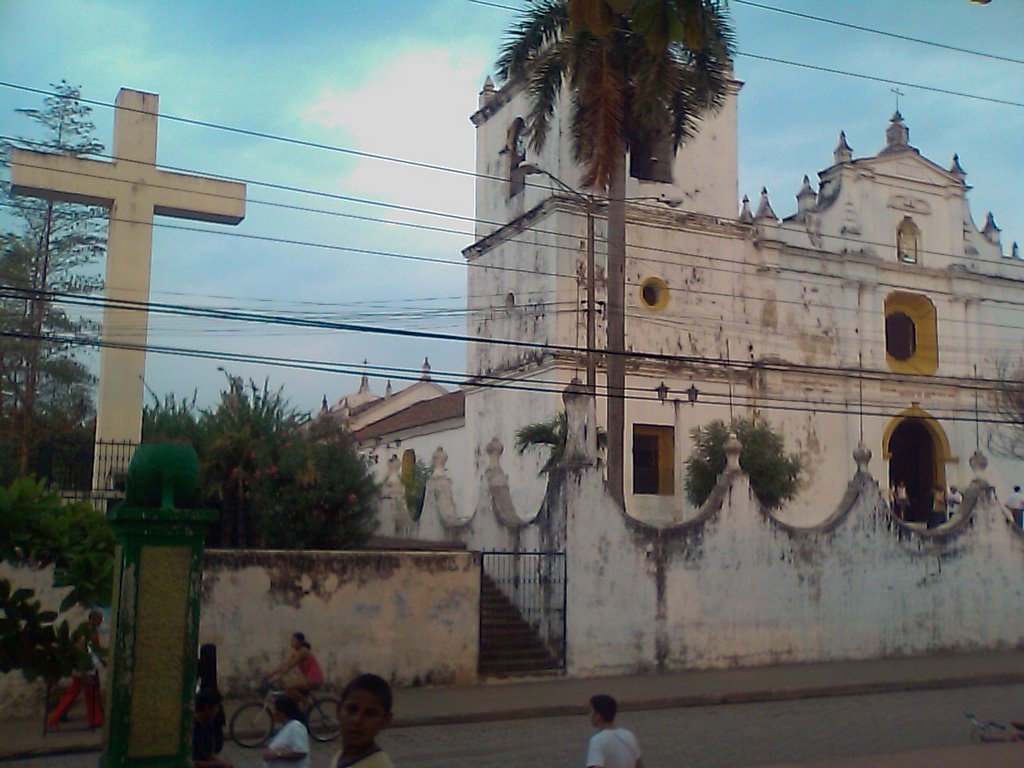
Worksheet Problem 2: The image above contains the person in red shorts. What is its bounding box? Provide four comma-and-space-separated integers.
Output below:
47, 609, 105, 728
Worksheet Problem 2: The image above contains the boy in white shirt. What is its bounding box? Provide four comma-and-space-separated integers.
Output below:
586, 694, 643, 768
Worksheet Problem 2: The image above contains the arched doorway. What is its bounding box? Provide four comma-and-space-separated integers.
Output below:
884, 408, 951, 523
888, 419, 937, 522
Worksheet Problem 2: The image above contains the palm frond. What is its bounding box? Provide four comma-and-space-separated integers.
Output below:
496, 0, 570, 84
526, 42, 569, 152
572, 36, 627, 189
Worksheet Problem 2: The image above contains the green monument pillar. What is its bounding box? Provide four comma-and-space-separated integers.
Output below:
100, 443, 216, 768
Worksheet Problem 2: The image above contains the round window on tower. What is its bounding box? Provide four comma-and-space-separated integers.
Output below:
639, 276, 669, 310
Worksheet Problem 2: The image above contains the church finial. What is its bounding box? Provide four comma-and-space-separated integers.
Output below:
949, 153, 966, 183
796, 175, 816, 216
883, 112, 911, 153
358, 359, 370, 393
754, 187, 777, 223
738, 194, 753, 223
982, 212, 1001, 245
833, 130, 853, 164
421, 357, 432, 381
479, 75, 496, 108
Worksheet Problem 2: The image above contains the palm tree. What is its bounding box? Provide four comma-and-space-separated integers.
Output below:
515, 412, 569, 473
516, 411, 607, 472
496, 0, 734, 505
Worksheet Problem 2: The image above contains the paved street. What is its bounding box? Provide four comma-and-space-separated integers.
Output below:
9, 683, 1023, 767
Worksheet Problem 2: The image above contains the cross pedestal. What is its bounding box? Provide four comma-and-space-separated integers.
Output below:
10, 88, 246, 497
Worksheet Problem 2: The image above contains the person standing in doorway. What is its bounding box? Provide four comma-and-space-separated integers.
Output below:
1006, 485, 1024, 527
586, 694, 643, 768
947, 486, 963, 518
894, 481, 910, 520
929, 485, 947, 528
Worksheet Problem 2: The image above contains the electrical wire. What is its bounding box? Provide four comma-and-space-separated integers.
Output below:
1, 327, 1011, 426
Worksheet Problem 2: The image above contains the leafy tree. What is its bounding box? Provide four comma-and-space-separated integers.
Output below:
252, 426, 378, 548
142, 390, 202, 448
0, 477, 114, 684
144, 373, 379, 549
496, 0, 734, 502
685, 417, 802, 509
0, 80, 105, 475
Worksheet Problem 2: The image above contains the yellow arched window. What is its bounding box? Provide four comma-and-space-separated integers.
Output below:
401, 449, 416, 481
884, 292, 937, 374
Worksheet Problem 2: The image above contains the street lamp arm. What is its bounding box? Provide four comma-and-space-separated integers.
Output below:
519, 163, 591, 205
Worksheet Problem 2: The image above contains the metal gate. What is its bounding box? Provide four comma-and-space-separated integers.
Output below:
480, 550, 567, 668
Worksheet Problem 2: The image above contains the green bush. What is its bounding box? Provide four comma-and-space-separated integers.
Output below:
685, 417, 801, 510
0, 477, 113, 683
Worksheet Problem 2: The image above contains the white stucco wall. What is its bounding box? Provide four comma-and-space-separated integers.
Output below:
560, 450, 1024, 676
1, 549, 480, 716
199, 549, 480, 698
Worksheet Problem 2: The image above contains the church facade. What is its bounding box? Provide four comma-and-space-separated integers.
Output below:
455, 76, 1023, 528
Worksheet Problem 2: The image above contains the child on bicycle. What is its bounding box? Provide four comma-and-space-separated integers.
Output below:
331, 674, 394, 768
267, 632, 324, 704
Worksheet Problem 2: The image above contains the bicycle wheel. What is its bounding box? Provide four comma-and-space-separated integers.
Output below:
306, 696, 340, 742
229, 701, 273, 748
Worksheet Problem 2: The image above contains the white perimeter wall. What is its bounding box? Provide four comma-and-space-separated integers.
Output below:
562, 458, 1024, 676
1, 548, 479, 717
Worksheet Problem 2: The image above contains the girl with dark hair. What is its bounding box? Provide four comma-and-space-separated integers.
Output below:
268, 632, 325, 703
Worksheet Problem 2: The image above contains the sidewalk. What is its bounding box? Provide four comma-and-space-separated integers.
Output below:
3, 649, 1023, 761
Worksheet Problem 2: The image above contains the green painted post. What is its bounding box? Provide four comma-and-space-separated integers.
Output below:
100, 443, 216, 768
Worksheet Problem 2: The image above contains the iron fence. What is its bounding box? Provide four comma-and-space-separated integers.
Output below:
35, 438, 138, 501
481, 550, 567, 665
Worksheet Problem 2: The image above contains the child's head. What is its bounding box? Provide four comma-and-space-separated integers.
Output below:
589, 693, 617, 725
338, 673, 393, 753
273, 693, 302, 723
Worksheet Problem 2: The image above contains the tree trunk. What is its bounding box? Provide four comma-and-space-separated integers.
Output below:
606, 146, 627, 508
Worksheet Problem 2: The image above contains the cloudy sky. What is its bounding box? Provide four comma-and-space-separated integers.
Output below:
1, 0, 1021, 414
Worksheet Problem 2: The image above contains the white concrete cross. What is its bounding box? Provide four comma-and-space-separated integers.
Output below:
11, 88, 246, 494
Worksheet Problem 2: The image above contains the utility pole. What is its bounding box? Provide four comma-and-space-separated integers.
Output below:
606, 156, 626, 507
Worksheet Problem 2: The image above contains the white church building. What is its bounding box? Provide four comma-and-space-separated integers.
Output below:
337, 74, 1023, 533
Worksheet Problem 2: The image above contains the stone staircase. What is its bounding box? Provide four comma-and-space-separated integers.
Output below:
479, 574, 562, 676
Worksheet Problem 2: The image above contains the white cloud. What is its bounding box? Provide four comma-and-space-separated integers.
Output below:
302, 46, 484, 222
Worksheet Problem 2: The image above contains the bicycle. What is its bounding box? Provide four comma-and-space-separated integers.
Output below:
229, 679, 340, 748
965, 711, 1023, 743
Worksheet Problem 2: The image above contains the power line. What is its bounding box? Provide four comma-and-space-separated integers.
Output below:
2, 327, 1011, 426
732, 0, 1024, 67
4, 285, 1019, 398
736, 52, 1024, 109
6, 186, 1024, 370
465, 1, 1024, 109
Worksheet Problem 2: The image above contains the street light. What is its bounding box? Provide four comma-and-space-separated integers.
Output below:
521, 162, 686, 507
520, 164, 684, 397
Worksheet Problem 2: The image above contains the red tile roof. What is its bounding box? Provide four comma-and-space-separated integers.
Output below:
352, 390, 464, 442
